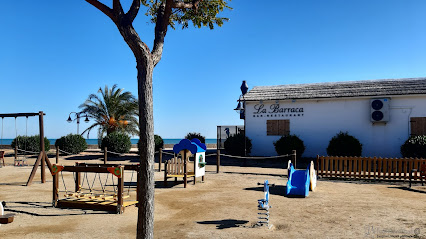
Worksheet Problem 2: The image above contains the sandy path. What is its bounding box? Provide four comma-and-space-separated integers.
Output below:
0, 151, 425, 239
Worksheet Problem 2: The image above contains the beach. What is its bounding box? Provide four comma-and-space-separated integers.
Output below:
0, 149, 425, 239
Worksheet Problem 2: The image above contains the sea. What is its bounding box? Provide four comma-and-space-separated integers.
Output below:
0, 139, 217, 145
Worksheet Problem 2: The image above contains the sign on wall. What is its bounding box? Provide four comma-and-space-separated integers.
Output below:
253, 104, 304, 118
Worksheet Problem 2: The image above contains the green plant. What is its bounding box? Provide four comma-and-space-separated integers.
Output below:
138, 135, 164, 154
55, 134, 88, 154
274, 135, 305, 159
11, 135, 50, 153
327, 131, 362, 156
185, 132, 206, 144
400, 135, 426, 158
224, 133, 252, 156
101, 131, 131, 154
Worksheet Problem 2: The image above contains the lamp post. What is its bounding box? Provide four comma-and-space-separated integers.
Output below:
234, 80, 249, 156
67, 111, 89, 135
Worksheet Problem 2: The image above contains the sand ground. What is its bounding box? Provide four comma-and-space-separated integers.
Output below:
0, 150, 425, 239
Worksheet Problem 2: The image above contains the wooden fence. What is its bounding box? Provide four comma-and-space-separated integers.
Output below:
317, 155, 426, 181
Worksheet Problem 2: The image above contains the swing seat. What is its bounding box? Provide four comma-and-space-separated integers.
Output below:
0, 214, 15, 224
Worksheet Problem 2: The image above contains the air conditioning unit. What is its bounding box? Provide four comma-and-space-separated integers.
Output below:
370, 98, 390, 123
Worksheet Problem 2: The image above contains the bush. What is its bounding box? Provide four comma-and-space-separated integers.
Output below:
327, 131, 362, 156
55, 134, 88, 154
224, 133, 252, 156
400, 135, 426, 158
185, 132, 205, 144
11, 135, 50, 153
273, 135, 305, 159
101, 132, 131, 154
138, 135, 164, 154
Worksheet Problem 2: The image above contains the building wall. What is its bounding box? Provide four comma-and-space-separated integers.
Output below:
245, 95, 426, 157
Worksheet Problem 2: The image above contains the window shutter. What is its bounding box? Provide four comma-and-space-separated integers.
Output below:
411, 117, 426, 136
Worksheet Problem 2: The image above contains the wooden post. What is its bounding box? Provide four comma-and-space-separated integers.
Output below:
117, 167, 124, 214
39, 111, 46, 183
194, 156, 196, 185
53, 172, 58, 207
216, 149, 220, 173
75, 170, 81, 193
292, 150, 297, 169
56, 146, 59, 164
159, 148, 163, 172
104, 147, 107, 164
14, 145, 17, 160
184, 150, 187, 188
164, 160, 168, 187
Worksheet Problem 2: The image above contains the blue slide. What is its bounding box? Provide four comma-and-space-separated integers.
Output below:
286, 163, 310, 197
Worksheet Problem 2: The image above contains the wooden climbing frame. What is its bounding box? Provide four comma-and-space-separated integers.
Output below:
52, 163, 139, 214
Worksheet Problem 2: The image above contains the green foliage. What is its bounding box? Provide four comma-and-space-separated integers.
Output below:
79, 84, 139, 139
273, 135, 305, 159
101, 132, 131, 154
185, 132, 206, 144
400, 135, 426, 158
224, 133, 252, 156
138, 135, 164, 154
142, 0, 232, 30
327, 132, 362, 157
11, 135, 50, 153
55, 134, 88, 154
154, 135, 164, 151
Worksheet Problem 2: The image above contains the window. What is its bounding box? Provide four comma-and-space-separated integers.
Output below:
410, 117, 426, 136
267, 120, 290, 136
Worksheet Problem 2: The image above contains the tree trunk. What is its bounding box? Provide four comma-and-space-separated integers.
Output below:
136, 60, 155, 239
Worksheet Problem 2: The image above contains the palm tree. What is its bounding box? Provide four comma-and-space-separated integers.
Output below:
79, 84, 138, 139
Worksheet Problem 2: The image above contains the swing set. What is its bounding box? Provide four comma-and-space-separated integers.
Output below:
0, 112, 53, 186
52, 163, 139, 214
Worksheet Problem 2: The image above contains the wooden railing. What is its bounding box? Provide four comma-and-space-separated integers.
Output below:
317, 155, 426, 181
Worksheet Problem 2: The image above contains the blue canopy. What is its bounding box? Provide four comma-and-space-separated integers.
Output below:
173, 139, 207, 154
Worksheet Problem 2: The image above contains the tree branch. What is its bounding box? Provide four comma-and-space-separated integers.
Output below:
85, 0, 115, 21
152, 0, 174, 65
126, 0, 141, 24
113, 0, 124, 15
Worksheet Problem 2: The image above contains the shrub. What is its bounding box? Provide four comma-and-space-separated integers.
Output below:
327, 131, 362, 156
55, 134, 88, 154
274, 135, 305, 159
224, 133, 252, 156
101, 132, 131, 154
11, 135, 50, 153
138, 135, 164, 154
185, 132, 206, 144
400, 135, 426, 158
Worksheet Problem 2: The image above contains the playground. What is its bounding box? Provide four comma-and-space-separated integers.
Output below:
0, 149, 425, 239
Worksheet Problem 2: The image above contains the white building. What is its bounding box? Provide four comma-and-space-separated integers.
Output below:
243, 78, 426, 158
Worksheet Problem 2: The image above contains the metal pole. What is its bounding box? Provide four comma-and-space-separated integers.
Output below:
159, 148, 163, 172
76, 113, 80, 135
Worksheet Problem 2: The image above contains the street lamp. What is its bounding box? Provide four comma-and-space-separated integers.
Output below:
234, 80, 249, 156
67, 111, 89, 135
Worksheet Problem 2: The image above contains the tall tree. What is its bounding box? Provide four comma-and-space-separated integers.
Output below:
79, 84, 138, 138
83, 1, 230, 238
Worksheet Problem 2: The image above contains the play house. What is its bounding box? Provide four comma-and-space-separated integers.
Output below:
164, 139, 206, 188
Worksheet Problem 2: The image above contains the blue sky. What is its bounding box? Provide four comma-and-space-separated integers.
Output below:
1, 0, 426, 139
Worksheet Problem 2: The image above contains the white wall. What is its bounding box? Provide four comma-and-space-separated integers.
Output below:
245, 96, 426, 157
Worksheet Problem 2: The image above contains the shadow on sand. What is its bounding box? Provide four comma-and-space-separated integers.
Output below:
197, 219, 249, 229
388, 186, 426, 194
4, 201, 110, 216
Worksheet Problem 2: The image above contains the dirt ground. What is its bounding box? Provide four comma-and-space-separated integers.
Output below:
0, 149, 425, 239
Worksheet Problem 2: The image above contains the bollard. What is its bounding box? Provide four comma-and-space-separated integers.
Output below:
216, 149, 220, 173
56, 146, 59, 164
104, 147, 107, 164
292, 150, 297, 169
